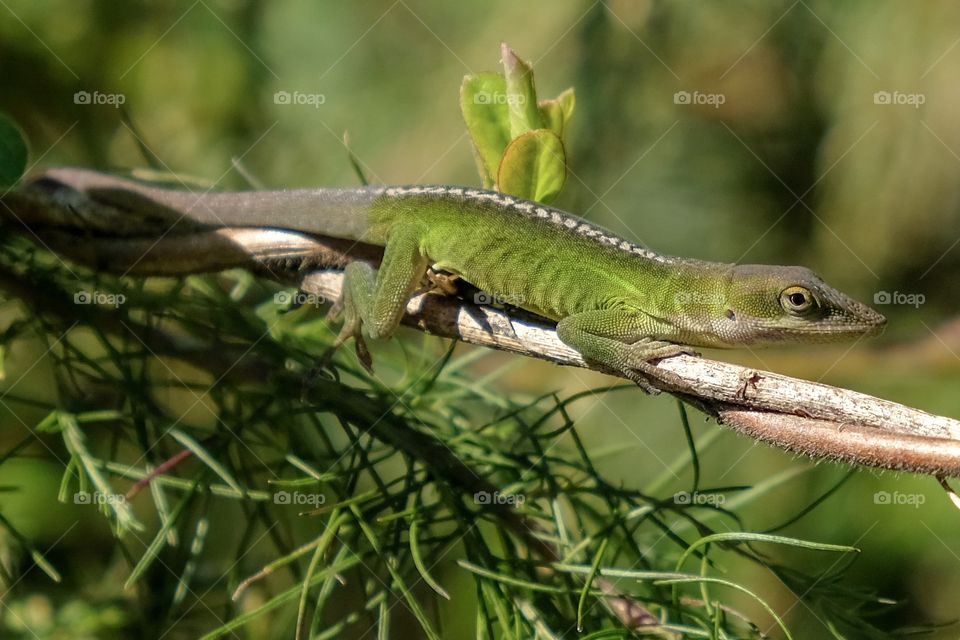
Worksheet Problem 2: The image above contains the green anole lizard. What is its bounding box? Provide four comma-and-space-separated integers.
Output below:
36, 169, 887, 391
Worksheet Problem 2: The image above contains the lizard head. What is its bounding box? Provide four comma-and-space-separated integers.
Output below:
711, 264, 886, 346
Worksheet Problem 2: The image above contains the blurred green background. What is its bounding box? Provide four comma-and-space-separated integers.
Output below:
2, 1, 960, 638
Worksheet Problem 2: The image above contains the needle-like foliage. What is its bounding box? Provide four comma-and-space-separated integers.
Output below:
0, 229, 908, 639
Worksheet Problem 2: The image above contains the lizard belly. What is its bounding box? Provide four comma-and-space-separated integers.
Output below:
425, 229, 614, 321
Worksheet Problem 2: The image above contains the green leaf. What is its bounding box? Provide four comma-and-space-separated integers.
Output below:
0, 512, 62, 583
500, 43, 542, 138
124, 484, 196, 590
497, 129, 566, 203
410, 519, 450, 600
0, 112, 27, 189
200, 552, 362, 640
461, 72, 512, 188
538, 88, 576, 140
343, 130, 369, 186
351, 505, 441, 640
655, 575, 794, 640
577, 536, 608, 632
538, 103, 565, 140
674, 531, 858, 577
170, 428, 244, 495
58, 412, 143, 534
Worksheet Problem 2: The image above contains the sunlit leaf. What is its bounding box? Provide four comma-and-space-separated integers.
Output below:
500, 43, 543, 138
461, 72, 512, 187
538, 88, 576, 140
497, 128, 566, 203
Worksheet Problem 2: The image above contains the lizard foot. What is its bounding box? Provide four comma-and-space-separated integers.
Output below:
302, 310, 375, 401
621, 341, 698, 394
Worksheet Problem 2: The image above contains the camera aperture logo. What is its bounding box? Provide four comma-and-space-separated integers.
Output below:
673, 90, 725, 108
873, 490, 924, 508
74, 290, 126, 308
74, 491, 126, 505
274, 90, 326, 108
474, 491, 524, 506
873, 290, 924, 308
74, 90, 126, 108
673, 491, 725, 506
273, 490, 326, 507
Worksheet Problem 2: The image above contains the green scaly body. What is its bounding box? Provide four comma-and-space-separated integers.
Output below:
40, 170, 888, 389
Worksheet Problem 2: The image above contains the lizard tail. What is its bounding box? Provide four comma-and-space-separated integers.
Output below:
34, 168, 384, 242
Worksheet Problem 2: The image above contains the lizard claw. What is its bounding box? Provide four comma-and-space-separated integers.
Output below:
301, 351, 337, 402
322, 313, 377, 374
354, 335, 374, 373
622, 368, 662, 394
302, 329, 375, 400
624, 362, 688, 394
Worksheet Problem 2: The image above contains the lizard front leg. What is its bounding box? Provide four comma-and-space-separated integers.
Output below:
556, 309, 696, 393
328, 227, 430, 370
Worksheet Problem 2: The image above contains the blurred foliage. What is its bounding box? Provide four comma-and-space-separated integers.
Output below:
0, 230, 905, 639
0, 111, 27, 188
1, 1, 960, 639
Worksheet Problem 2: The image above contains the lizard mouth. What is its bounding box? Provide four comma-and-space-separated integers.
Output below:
837, 296, 887, 337
809, 311, 886, 341
807, 285, 887, 340
755, 305, 887, 344
861, 311, 887, 336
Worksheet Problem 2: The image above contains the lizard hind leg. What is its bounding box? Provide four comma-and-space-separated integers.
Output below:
303, 268, 375, 393
308, 283, 368, 389
332, 261, 377, 371
324, 229, 430, 373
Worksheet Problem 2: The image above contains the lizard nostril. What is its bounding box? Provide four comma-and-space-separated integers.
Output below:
724, 309, 736, 320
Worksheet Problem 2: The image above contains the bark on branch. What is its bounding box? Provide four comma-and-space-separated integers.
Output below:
3, 170, 959, 477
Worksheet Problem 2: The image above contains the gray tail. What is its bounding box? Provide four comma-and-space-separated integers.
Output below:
36, 168, 382, 241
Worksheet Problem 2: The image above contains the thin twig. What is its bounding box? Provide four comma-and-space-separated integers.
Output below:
125, 449, 193, 500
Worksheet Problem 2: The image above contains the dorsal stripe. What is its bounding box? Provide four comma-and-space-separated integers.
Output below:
382, 185, 673, 265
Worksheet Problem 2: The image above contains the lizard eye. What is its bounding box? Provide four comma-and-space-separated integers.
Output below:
779, 286, 816, 314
